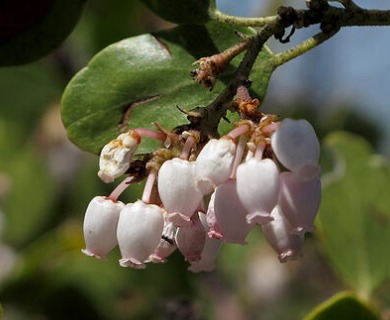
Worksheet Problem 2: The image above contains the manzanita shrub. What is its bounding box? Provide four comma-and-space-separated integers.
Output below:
59, 0, 390, 318
3, 0, 390, 319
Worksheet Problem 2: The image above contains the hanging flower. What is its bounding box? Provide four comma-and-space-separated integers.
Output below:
175, 212, 206, 262
194, 138, 236, 195
189, 212, 222, 273
262, 206, 304, 263
83, 103, 323, 272
209, 179, 253, 244
236, 158, 280, 225
278, 171, 322, 234
158, 158, 203, 227
82, 196, 124, 259
117, 200, 164, 269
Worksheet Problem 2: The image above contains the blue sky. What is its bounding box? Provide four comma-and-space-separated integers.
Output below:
216, 0, 390, 154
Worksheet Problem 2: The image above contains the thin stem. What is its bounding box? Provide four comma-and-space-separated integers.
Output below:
230, 135, 248, 179
206, 26, 274, 118
338, 8, 390, 27
272, 29, 338, 67
210, 8, 278, 27
180, 135, 196, 160
262, 122, 281, 135
195, 26, 276, 138
109, 176, 135, 202
227, 124, 250, 140
141, 171, 156, 204
134, 128, 167, 142
254, 140, 266, 161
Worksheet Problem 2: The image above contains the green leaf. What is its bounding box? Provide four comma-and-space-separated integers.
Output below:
0, 120, 58, 247
0, 0, 86, 66
318, 132, 390, 297
61, 22, 274, 154
1, 146, 57, 248
139, 0, 213, 24
304, 292, 380, 320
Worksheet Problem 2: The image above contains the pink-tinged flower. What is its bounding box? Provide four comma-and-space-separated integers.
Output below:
209, 179, 253, 244
194, 138, 236, 194
98, 130, 140, 183
236, 158, 280, 225
82, 196, 124, 259
117, 200, 164, 269
262, 206, 304, 263
278, 172, 321, 234
158, 158, 203, 227
148, 218, 177, 263
205, 193, 224, 240
271, 119, 320, 180
175, 212, 206, 262
189, 212, 222, 273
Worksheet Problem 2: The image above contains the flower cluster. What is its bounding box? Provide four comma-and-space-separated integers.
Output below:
82, 116, 321, 271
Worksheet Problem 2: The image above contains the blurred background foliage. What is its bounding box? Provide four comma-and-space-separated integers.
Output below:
0, 0, 389, 319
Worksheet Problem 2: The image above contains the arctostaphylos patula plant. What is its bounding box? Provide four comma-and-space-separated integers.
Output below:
60, 1, 390, 319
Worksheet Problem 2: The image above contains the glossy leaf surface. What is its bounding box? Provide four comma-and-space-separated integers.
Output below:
61, 22, 274, 154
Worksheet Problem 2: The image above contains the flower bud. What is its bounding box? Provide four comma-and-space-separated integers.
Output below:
278, 172, 321, 234
271, 119, 320, 180
158, 158, 203, 227
209, 179, 253, 244
98, 130, 140, 183
236, 158, 280, 225
194, 138, 236, 195
117, 200, 164, 269
262, 206, 304, 263
82, 196, 124, 259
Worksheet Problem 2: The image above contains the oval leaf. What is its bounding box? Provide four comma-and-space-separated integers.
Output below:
318, 132, 390, 297
0, 0, 86, 66
61, 22, 274, 154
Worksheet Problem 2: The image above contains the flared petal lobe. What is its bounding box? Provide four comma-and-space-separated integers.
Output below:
117, 200, 164, 269
82, 196, 124, 259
